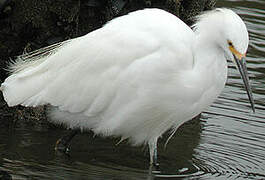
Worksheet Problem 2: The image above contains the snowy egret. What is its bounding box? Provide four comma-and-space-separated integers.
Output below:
0, 8, 255, 165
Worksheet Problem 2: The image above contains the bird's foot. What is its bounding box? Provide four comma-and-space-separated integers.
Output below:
152, 162, 160, 171
55, 138, 70, 154
149, 162, 160, 172
54, 129, 79, 155
148, 162, 160, 176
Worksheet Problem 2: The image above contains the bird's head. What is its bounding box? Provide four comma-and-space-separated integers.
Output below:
194, 8, 255, 112
222, 9, 255, 112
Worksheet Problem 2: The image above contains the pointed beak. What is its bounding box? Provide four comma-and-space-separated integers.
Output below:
233, 55, 255, 112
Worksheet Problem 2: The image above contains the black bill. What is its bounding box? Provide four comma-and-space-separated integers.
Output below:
234, 55, 255, 112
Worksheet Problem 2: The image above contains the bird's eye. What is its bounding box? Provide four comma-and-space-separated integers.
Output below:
228, 41, 233, 46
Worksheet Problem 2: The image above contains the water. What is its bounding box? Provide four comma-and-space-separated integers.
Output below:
1, 0, 265, 179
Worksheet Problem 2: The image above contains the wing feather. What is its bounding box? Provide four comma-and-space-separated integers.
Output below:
1, 8, 195, 118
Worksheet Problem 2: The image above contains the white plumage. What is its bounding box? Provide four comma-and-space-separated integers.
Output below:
1, 8, 253, 164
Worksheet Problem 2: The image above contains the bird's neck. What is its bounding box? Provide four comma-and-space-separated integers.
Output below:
193, 33, 226, 70
192, 33, 228, 92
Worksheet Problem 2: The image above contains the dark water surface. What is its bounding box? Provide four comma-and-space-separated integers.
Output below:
1, 0, 265, 179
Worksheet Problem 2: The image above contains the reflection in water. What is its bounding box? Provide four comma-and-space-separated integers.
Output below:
0, 117, 202, 179
1, 0, 265, 179
193, 0, 265, 179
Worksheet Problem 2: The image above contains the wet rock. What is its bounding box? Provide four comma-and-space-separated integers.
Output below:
84, 0, 105, 7
2, 5, 11, 14
0, 0, 10, 10
0, 0, 13, 19
179, 0, 217, 25
109, 0, 127, 15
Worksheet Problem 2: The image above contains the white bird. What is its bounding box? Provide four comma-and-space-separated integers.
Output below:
0, 8, 255, 166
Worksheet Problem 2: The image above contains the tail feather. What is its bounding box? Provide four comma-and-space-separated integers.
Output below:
6, 40, 70, 75
2, 40, 71, 107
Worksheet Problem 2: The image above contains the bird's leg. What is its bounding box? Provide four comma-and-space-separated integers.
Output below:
55, 129, 79, 154
148, 138, 159, 168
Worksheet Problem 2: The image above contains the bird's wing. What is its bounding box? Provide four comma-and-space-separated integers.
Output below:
1, 8, 195, 115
